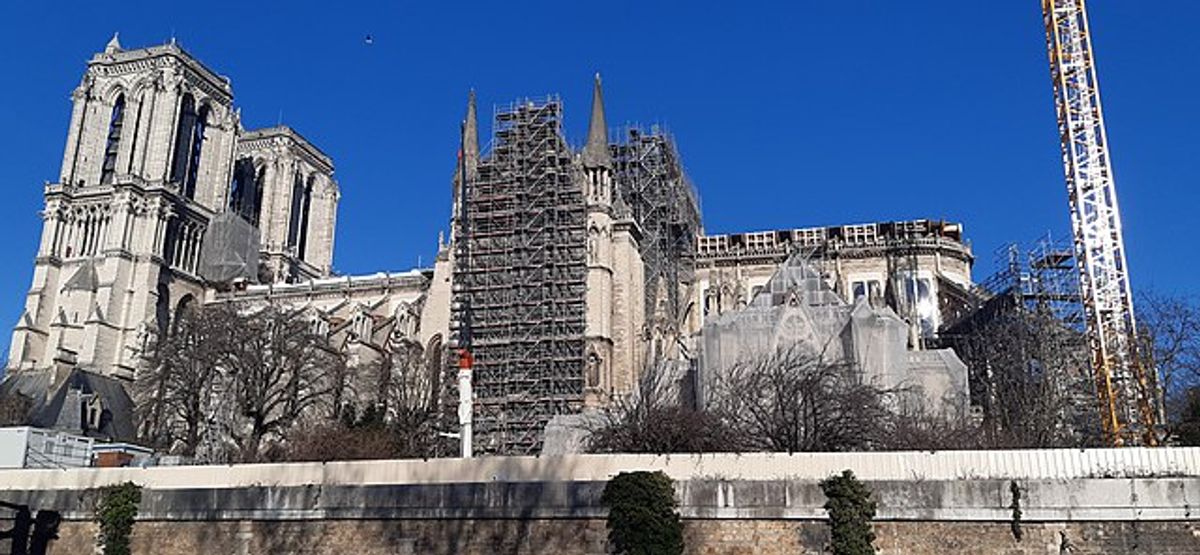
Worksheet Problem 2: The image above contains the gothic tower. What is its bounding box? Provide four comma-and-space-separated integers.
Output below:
233, 126, 338, 282
7, 36, 239, 379
582, 75, 616, 403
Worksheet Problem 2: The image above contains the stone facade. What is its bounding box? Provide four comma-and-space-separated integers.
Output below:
693, 219, 973, 343
5, 38, 976, 453
5, 37, 339, 388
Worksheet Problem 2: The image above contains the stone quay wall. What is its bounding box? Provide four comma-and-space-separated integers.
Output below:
2, 449, 1200, 554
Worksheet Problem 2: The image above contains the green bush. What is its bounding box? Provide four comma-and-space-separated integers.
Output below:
96, 482, 142, 555
821, 470, 877, 555
601, 471, 684, 555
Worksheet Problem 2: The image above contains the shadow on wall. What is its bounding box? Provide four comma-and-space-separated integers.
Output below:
0, 501, 61, 555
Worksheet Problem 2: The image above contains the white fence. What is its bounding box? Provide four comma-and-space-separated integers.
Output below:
0, 448, 1198, 491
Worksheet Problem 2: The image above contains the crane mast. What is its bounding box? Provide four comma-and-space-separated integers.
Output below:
1041, 0, 1159, 445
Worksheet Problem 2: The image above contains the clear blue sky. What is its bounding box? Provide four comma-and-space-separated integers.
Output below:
0, 1, 1196, 337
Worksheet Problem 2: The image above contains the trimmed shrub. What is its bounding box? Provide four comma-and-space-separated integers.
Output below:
96, 482, 141, 555
601, 471, 684, 555
821, 470, 877, 555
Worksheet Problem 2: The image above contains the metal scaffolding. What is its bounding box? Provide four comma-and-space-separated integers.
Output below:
450, 98, 588, 455
981, 233, 1084, 328
612, 127, 702, 359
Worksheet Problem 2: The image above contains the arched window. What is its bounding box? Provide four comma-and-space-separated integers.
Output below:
169, 94, 197, 186
296, 175, 315, 260
172, 294, 196, 335
252, 166, 265, 226
286, 171, 305, 252
155, 283, 171, 339
169, 94, 208, 199
100, 94, 125, 185
229, 158, 257, 221
126, 92, 146, 174
184, 105, 209, 199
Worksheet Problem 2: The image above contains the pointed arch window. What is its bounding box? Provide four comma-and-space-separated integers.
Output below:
169, 94, 208, 199
184, 105, 209, 199
169, 94, 196, 186
252, 166, 265, 227
100, 94, 125, 185
297, 175, 315, 261
229, 158, 262, 224
286, 171, 311, 258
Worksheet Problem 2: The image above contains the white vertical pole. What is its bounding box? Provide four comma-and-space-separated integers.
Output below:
458, 367, 473, 458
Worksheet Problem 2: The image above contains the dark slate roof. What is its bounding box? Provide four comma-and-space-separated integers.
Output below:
0, 368, 136, 442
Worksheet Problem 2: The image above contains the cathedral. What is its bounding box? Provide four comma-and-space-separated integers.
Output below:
2, 38, 975, 455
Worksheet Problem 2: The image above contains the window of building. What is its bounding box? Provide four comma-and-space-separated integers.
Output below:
126, 93, 145, 174
183, 105, 209, 199
851, 279, 882, 302
297, 175, 315, 260
99, 94, 125, 185
252, 166, 265, 227
169, 94, 208, 199
169, 94, 197, 186
229, 159, 261, 224
902, 274, 938, 337
286, 171, 305, 251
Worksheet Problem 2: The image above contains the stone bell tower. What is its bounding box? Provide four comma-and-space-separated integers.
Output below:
7, 35, 238, 380
581, 75, 645, 404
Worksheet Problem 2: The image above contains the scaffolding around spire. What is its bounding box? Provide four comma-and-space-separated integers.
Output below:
450, 97, 588, 455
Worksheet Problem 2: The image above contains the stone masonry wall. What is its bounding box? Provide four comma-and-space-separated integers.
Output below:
25, 519, 1200, 554
6, 451, 1200, 554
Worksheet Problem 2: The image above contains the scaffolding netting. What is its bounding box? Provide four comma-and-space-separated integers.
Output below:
198, 211, 260, 284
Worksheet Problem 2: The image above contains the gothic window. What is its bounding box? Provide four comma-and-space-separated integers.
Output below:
155, 283, 171, 339
169, 94, 208, 199
297, 175, 315, 260
184, 105, 209, 199
229, 160, 245, 212
902, 274, 937, 337
162, 217, 180, 265
126, 93, 145, 174
252, 166, 265, 226
172, 294, 195, 335
229, 158, 260, 223
287, 171, 313, 258
851, 280, 882, 303
100, 94, 125, 185
169, 94, 197, 186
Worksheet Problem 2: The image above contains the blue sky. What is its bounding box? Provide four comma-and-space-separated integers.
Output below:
0, 0, 1196, 338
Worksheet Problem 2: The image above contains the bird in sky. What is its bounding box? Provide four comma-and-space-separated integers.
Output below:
364, 35, 374, 45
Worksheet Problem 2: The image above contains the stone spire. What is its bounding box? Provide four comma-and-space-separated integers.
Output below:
451, 90, 480, 236
581, 73, 612, 170
464, 90, 480, 178
104, 32, 122, 54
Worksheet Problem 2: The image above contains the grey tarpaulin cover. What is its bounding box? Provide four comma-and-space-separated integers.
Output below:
198, 211, 260, 284
698, 252, 968, 411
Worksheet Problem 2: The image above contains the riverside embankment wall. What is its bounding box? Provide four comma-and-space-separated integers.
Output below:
2, 449, 1200, 554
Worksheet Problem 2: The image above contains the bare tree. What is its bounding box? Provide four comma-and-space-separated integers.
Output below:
948, 306, 1100, 448
134, 303, 229, 455
1137, 291, 1200, 416
0, 392, 32, 427
708, 345, 896, 453
381, 336, 439, 457
885, 397, 986, 451
219, 305, 344, 462
283, 337, 440, 462
588, 361, 739, 454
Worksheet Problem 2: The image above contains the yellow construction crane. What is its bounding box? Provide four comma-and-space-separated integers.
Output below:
1040, 0, 1161, 445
